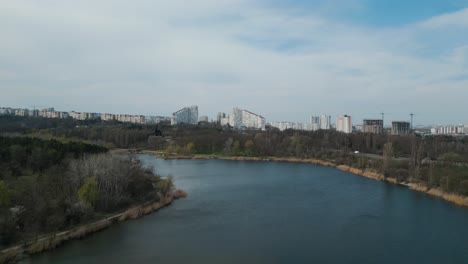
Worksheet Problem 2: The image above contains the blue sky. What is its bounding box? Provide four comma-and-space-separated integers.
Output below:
266, 0, 468, 26
0, 0, 467, 125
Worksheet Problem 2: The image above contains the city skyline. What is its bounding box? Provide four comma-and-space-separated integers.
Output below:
1, 1, 468, 124
2, 104, 467, 129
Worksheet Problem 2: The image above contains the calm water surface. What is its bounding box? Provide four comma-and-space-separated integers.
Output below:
24, 155, 468, 263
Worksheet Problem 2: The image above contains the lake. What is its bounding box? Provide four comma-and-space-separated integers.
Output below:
24, 155, 468, 263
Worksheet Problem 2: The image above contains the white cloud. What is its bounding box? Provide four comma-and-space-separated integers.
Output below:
0, 1, 467, 124
419, 7, 468, 28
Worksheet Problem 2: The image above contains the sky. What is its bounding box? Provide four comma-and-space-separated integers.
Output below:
1, 0, 468, 126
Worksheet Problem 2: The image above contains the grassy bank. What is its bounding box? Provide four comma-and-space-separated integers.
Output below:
0, 190, 187, 264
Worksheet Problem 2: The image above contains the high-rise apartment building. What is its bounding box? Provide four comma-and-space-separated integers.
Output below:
171, 106, 199, 125
217, 112, 227, 124
391, 121, 411, 135
320, 115, 331, 130
310, 115, 331, 130
230, 108, 265, 130
336, 115, 352, 133
310, 116, 320, 131
363, 119, 384, 134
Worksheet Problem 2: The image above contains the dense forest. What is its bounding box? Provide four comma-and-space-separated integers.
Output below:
0, 136, 173, 248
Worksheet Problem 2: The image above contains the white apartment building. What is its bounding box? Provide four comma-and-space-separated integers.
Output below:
101, 113, 147, 124
15, 109, 29, 117
310, 115, 331, 130
431, 125, 465, 135
115, 114, 145, 124
310, 116, 320, 131
217, 112, 227, 123
336, 115, 352, 134
270, 122, 314, 131
230, 108, 265, 130
2, 105, 166, 125
320, 115, 331, 130
70, 111, 99, 121
221, 116, 230, 126
101, 113, 116, 121
217, 112, 231, 126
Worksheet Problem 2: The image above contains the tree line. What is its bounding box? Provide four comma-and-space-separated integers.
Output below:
163, 125, 468, 196
2, 116, 468, 201
0, 136, 172, 248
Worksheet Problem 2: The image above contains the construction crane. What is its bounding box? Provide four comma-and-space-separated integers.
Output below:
379, 112, 391, 127
410, 112, 415, 130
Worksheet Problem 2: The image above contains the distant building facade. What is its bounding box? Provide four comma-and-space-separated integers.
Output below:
310, 116, 320, 131
145, 116, 170, 124
171, 106, 198, 125
310, 115, 331, 130
320, 115, 331, 130
216, 112, 231, 126
1, 105, 168, 125
70, 111, 99, 121
230, 108, 265, 130
270, 122, 294, 131
115, 114, 145, 124
270, 121, 314, 131
15, 108, 29, 117
336, 115, 352, 134
391, 121, 411, 135
101, 113, 116, 121
0, 107, 15, 115
217, 112, 227, 124
363, 119, 384, 134
29, 109, 39, 118
198, 116, 209, 123
431, 125, 465, 135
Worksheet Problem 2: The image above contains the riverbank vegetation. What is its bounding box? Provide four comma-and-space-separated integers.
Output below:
2, 116, 468, 199
0, 136, 173, 249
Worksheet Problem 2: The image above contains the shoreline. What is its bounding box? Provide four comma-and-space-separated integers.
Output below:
0, 190, 187, 264
149, 152, 468, 208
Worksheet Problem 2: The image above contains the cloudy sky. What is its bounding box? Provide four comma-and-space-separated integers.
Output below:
1, 0, 467, 125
